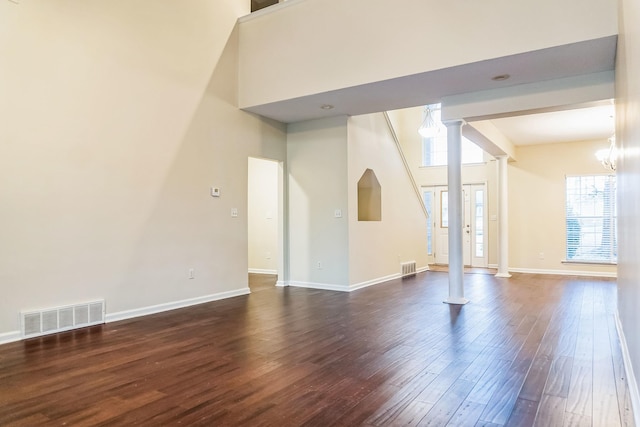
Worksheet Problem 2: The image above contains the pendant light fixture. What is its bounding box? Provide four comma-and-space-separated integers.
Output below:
418, 105, 443, 138
595, 135, 617, 171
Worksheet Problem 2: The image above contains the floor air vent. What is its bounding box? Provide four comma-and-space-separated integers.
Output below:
21, 300, 105, 338
401, 261, 417, 277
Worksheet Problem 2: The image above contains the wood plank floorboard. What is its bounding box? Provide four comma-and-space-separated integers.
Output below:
0, 272, 634, 426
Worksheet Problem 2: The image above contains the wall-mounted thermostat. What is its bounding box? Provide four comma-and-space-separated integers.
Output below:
211, 187, 220, 197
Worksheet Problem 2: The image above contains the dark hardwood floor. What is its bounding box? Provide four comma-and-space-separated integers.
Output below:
0, 272, 634, 426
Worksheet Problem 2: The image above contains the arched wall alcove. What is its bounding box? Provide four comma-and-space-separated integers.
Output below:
358, 168, 381, 221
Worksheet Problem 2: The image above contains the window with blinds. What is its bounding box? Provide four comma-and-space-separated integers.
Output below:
565, 175, 617, 263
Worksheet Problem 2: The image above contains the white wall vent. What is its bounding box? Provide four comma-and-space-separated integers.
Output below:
401, 261, 417, 277
21, 300, 105, 339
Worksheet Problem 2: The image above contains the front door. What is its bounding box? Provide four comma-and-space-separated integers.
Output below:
424, 184, 487, 267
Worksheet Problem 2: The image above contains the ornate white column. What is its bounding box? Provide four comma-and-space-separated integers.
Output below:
444, 119, 468, 305
496, 155, 512, 278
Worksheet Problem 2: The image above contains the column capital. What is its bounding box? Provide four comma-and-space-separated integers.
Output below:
442, 118, 466, 127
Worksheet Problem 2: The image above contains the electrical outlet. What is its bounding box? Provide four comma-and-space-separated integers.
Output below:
231, 208, 238, 218
317, 261, 322, 269
189, 268, 195, 279
538, 252, 545, 260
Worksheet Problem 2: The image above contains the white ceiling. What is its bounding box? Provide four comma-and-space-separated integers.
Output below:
487, 103, 615, 146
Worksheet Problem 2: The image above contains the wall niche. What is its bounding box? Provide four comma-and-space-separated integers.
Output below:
358, 169, 381, 221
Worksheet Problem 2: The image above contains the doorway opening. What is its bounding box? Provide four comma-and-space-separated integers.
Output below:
248, 157, 282, 291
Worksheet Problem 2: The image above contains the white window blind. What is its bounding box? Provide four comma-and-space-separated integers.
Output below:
565, 175, 617, 263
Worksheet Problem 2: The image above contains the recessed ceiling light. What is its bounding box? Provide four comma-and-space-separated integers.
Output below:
491, 74, 510, 82
320, 104, 334, 110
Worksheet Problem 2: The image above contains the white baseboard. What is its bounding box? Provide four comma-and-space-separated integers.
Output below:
289, 267, 430, 293
0, 330, 22, 345
508, 267, 617, 278
487, 264, 499, 269
105, 288, 250, 323
288, 281, 351, 292
248, 268, 278, 275
615, 311, 640, 427
349, 273, 400, 291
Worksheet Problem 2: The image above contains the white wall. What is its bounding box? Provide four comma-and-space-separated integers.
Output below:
509, 140, 617, 276
0, 0, 286, 338
248, 158, 279, 274
287, 117, 349, 288
616, 0, 640, 411
347, 114, 429, 286
286, 113, 431, 290
238, 0, 617, 109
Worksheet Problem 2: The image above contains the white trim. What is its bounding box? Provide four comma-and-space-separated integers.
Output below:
0, 330, 21, 345
349, 273, 400, 292
487, 263, 499, 269
288, 281, 351, 292
615, 312, 640, 427
275, 280, 288, 287
289, 268, 430, 293
105, 288, 250, 323
507, 267, 616, 278
248, 268, 278, 275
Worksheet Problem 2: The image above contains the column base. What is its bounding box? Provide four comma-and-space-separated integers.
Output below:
495, 272, 512, 278
443, 297, 469, 305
